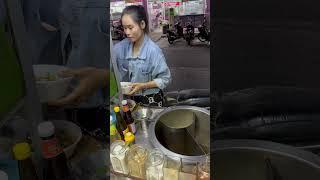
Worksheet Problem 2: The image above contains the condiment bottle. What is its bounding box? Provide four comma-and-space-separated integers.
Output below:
121, 100, 136, 134
110, 115, 121, 143
110, 140, 129, 174
114, 106, 129, 140
124, 132, 135, 146
146, 149, 165, 180
127, 144, 148, 178
38, 121, 71, 180
13, 142, 38, 180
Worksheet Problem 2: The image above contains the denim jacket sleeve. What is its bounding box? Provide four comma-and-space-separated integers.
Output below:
151, 51, 171, 90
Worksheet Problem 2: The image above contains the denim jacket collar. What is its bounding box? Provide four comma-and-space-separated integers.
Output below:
125, 34, 149, 60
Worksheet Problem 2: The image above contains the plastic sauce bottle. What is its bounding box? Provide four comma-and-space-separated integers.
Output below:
114, 106, 129, 140
13, 142, 39, 180
38, 121, 71, 180
121, 100, 136, 134
110, 115, 121, 143
124, 132, 135, 146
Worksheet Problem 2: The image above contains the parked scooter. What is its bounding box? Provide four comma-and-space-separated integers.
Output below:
185, 22, 195, 46
112, 24, 125, 41
197, 21, 210, 43
166, 22, 184, 44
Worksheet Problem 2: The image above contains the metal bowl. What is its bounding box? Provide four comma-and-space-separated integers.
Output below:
132, 105, 153, 121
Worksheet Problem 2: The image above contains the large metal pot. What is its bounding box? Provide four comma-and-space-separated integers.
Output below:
148, 106, 210, 163
213, 139, 320, 180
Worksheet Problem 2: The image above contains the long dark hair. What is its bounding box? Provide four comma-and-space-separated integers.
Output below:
121, 5, 149, 34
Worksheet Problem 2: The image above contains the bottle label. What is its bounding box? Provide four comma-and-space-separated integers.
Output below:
41, 138, 63, 159
129, 123, 136, 134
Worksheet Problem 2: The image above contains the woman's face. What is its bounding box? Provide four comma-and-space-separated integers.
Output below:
121, 14, 144, 43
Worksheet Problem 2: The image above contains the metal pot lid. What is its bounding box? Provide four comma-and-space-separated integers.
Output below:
213, 139, 320, 180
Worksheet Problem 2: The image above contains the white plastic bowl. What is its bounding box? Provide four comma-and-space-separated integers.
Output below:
33, 65, 72, 102
120, 82, 132, 95
52, 120, 82, 159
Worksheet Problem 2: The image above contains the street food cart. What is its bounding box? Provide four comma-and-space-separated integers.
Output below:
109, 36, 210, 180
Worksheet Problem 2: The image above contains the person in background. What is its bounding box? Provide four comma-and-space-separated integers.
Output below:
114, 5, 171, 107
30, 0, 110, 135
58, 0, 109, 134
50, 5, 172, 108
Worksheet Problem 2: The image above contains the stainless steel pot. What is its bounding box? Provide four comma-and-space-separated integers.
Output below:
213, 139, 320, 180
148, 106, 210, 163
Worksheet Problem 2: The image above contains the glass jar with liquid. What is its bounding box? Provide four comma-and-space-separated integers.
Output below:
110, 140, 129, 174
126, 144, 149, 179
163, 156, 181, 180
179, 161, 197, 180
198, 155, 210, 180
146, 149, 165, 180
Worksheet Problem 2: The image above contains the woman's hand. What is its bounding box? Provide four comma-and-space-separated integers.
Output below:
127, 81, 159, 95
47, 67, 108, 107
128, 83, 146, 95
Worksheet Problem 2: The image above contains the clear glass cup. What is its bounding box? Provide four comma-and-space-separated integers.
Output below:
198, 155, 210, 180
179, 159, 197, 180
146, 149, 165, 180
163, 156, 181, 180
110, 140, 129, 174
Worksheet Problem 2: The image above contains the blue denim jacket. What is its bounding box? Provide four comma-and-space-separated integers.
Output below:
113, 34, 171, 96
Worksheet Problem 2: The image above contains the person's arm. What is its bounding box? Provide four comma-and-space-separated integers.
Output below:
151, 53, 171, 90
128, 52, 171, 95
48, 67, 108, 106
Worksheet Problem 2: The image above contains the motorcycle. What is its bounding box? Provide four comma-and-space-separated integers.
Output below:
197, 21, 210, 43
112, 24, 125, 41
185, 22, 195, 46
166, 22, 184, 44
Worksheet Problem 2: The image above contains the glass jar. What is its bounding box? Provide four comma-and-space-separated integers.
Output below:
198, 155, 210, 180
146, 149, 165, 180
179, 161, 197, 180
110, 140, 129, 174
127, 144, 149, 179
163, 156, 181, 180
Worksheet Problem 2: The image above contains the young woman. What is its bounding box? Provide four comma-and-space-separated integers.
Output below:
114, 5, 171, 107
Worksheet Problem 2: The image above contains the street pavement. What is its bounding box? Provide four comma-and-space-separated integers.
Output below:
156, 35, 210, 92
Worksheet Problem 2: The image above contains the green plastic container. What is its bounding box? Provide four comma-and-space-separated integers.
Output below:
0, 24, 25, 118
110, 70, 118, 97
